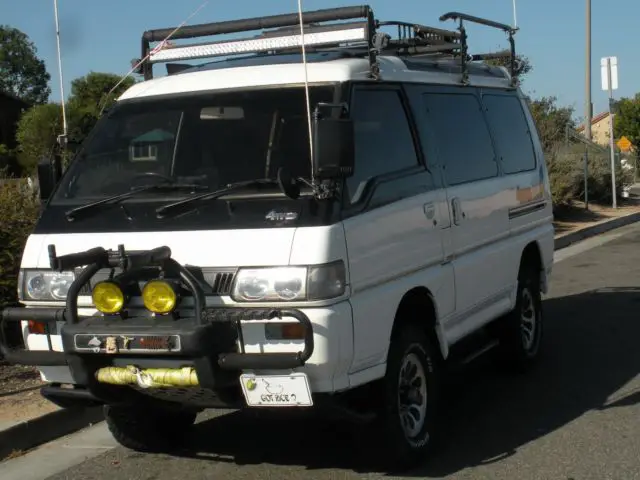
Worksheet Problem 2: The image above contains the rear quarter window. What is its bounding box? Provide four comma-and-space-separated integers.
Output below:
482, 94, 537, 174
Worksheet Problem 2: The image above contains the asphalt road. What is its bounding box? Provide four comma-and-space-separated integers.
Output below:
17, 225, 640, 479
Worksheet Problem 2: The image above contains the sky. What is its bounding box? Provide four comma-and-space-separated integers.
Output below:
1, 0, 637, 123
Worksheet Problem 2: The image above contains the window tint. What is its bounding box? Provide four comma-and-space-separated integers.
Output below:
347, 89, 419, 203
52, 86, 334, 201
422, 92, 497, 186
483, 94, 536, 174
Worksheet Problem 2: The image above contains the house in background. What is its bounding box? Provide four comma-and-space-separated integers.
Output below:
577, 110, 636, 195
0, 90, 29, 176
576, 111, 612, 147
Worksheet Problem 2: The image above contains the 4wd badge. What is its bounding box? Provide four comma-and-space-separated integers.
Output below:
265, 210, 298, 222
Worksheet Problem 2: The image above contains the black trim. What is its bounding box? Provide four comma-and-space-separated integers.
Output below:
0, 306, 67, 366
508, 200, 547, 219
33, 197, 340, 234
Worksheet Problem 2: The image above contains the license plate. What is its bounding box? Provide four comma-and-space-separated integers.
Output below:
239, 373, 313, 407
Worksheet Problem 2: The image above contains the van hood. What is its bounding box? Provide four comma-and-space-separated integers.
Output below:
22, 229, 297, 269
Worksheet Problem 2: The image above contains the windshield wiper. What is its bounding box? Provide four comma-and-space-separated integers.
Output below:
156, 178, 284, 219
65, 183, 208, 222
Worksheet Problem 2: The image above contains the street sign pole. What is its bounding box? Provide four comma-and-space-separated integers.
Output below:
601, 56, 618, 208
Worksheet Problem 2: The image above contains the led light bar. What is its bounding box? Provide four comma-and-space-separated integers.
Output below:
148, 27, 368, 64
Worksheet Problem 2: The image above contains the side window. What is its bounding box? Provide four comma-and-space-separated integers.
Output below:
422, 92, 497, 186
483, 94, 537, 174
347, 88, 420, 204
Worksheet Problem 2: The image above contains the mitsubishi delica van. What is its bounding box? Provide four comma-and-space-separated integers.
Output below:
0, 5, 554, 468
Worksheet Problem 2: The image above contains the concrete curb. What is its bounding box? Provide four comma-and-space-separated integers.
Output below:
554, 211, 640, 250
0, 405, 103, 461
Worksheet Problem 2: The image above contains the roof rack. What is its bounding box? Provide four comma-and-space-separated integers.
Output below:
134, 5, 518, 86
438, 12, 518, 85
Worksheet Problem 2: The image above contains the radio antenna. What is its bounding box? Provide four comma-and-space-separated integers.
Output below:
53, 0, 68, 148
297, 0, 315, 183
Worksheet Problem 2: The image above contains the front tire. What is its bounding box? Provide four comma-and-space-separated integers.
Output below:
379, 324, 441, 470
104, 404, 197, 452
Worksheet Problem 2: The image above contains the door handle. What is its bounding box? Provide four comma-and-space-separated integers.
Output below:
451, 197, 462, 225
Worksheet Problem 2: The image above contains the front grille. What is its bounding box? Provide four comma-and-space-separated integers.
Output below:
75, 267, 236, 296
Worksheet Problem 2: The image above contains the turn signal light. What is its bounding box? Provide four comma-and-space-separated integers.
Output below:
92, 281, 125, 314
142, 280, 177, 314
28, 320, 46, 335
265, 322, 305, 340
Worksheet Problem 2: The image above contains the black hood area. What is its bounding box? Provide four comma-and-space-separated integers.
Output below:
34, 197, 340, 235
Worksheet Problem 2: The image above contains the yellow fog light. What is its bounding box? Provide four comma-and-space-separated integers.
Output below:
142, 280, 177, 314
92, 281, 125, 314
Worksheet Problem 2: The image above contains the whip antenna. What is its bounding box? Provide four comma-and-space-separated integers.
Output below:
297, 0, 315, 182
53, 0, 68, 148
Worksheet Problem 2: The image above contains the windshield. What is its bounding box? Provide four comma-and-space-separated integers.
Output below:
52, 85, 336, 203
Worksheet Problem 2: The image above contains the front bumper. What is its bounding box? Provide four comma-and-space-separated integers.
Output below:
0, 244, 316, 406
0, 307, 314, 371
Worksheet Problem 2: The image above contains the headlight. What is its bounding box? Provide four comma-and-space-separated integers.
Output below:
231, 261, 346, 302
92, 281, 125, 314
20, 270, 75, 301
142, 280, 178, 314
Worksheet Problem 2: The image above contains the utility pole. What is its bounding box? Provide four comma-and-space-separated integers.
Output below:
601, 56, 619, 209
585, 0, 592, 141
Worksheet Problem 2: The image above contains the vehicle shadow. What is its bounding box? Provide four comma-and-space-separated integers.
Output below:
175, 287, 640, 476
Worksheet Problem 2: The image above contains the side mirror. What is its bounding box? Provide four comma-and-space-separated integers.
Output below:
312, 117, 355, 180
36, 154, 62, 201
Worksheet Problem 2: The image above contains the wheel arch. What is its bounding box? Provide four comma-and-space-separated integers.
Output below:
520, 240, 545, 291
390, 286, 448, 362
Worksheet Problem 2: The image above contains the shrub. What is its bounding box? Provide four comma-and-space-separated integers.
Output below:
0, 172, 39, 307
545, 142, 633, 208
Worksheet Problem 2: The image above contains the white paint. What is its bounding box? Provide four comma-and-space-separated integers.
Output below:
14, 49, 554, 404
601, 56, 619, 91
118, 56, 512, 102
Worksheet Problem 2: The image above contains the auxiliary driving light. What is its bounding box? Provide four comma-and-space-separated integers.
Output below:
92, 281, 125, 314
142, 280, 177, 314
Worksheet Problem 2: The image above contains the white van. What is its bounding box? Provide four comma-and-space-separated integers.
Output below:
0, 5, 554, 469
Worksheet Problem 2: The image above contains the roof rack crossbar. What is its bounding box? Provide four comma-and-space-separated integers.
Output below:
138, 5, 378, 80
143, 6, 371, 42
439, 11, 518, 86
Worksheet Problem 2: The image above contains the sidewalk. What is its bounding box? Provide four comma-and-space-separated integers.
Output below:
553, 197, 640, 249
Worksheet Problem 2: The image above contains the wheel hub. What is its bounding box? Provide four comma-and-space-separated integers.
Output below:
397, 352, 428, 439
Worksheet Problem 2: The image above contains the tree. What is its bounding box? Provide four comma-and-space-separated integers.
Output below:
66, 72, 136, 143
484, 51, 533, 82
526, 96, 576, 154
14, 103, 63, 173
14, 72, 137, 173
0, 25, 51, 104
613, 93, 640, 149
